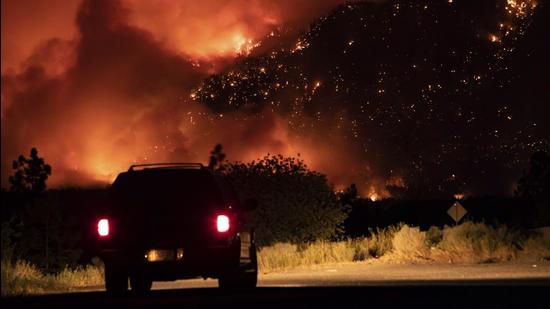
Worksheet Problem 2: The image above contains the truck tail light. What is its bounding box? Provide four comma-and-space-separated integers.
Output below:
216, 215, 230, 233
97, 218, 109, 237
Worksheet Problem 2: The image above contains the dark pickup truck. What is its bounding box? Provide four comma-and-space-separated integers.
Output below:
93, 163, 257, 294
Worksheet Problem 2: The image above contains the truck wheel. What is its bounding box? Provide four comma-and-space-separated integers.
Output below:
130, 274, 153, 294
218, 269, 257, 288
105, 264, 128, 295
218, 245, 258, 288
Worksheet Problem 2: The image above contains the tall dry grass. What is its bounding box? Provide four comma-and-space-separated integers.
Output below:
53, 265, 104, 289
1, 259, 103, 297
430, 222, 523, 263
258, 241, 355, 272
258, 225, 401, 272
1, 259, 50, 296
389, 225, 430, 262
3, 222, 549, 295
520, 236, 550, 259
259, 222, 550, 271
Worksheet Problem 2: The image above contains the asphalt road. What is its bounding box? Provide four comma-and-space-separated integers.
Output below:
4, 261, 550, 308
156, 260, 550, 288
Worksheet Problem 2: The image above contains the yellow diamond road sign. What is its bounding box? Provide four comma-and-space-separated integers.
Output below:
447, 201, 467, 223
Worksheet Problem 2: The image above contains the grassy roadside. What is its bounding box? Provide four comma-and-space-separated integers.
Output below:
1, 260, 103, 297
2, 222, 549, 296
258, 222, 550, 272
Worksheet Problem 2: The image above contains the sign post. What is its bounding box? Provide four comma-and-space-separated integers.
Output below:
447, 201, 467, 225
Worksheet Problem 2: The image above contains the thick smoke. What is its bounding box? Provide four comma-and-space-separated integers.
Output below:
1, 0, 80, 75
2, 0, 366, 190
125, 0, 345, 59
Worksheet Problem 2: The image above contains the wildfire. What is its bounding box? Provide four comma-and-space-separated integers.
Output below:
369, 193, 380, 202
366, 185, 383, 202
233, 33, 261, 56
505, 0, 538, 18
454, 193, 465, 200
292, 39, 310, 53
89, 159, 123, 184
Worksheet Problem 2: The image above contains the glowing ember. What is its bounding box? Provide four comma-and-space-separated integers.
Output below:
292, 39, 310, 53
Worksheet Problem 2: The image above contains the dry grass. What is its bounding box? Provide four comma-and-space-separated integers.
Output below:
54, 265, 104, 289
258, 226, 401, 272
258, 241, 355, 272
430, 222, 522, 263
1, 259, 49, 296
1, 259, 104, 297
3, 222, 549, 295
259, 222, 549, 271
389, 225, 430, 262
519, 233, 550, 260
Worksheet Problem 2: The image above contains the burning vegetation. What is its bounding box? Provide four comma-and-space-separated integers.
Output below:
1, 0, 548, 198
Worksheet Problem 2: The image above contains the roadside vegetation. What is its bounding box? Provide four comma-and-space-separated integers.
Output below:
2, 147, 548, 295
2, 221, 549, 296
257, 222, 550, 272
1, 259, 103, 297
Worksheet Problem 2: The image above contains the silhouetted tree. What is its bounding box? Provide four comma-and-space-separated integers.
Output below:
338, 183, 358, 207
515, 151, 550, 201
516, 151, 550, 227
208, 144, 226, 172
6, 148, 55, 270
9, 148, 52, 195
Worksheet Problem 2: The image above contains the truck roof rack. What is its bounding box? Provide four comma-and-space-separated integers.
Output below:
128, 163, 205, 172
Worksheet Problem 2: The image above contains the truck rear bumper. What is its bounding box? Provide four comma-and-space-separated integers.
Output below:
100, 246, 240, 280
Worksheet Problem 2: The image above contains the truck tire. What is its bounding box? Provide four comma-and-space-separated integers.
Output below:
218, 245, 258, 288
130, 274, 153, 294
105, 264, 128, 295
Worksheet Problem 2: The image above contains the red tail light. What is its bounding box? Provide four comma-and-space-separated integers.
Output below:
216, 215, 230, 232
97, 218, 109, 237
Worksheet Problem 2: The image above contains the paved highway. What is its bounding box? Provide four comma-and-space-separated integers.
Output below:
4, 261, 549, 308
154, 260, 550, 289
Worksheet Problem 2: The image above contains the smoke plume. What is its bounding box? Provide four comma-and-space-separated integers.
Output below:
3, 0, 369, 191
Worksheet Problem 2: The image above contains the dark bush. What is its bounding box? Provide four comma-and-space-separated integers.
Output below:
224, 154, 348, 246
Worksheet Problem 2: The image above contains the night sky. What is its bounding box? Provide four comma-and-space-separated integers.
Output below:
1, 0, 549, 198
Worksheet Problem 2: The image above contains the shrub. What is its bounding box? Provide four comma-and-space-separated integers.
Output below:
367, 225, 400, 257
390, 225, 430, 262
225, 155, 348, 246
351, 238, 370, 261
433, 222, 522, 263
426, 226, 443, 246
520, 232, 550, 260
